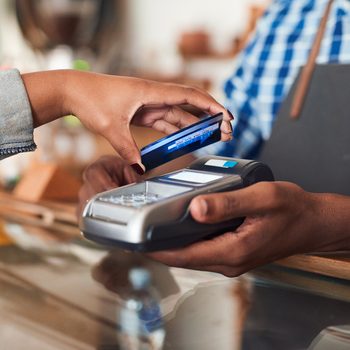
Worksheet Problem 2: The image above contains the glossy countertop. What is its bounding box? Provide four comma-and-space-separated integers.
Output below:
0, 219, 350, 350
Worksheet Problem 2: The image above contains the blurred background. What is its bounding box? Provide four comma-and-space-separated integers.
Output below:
0, 0, 269, 195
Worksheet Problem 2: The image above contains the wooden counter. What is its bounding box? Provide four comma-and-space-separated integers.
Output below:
276, 253, 350, 281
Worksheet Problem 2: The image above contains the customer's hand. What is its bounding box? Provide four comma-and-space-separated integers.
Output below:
149, 182, 350, 277
22, 70, 232, 170
78, 155, 141, 216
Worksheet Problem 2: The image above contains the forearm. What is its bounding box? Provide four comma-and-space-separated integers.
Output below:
21, 70, 125, 129
21, 70, 72, 127
312, 192, 350, 251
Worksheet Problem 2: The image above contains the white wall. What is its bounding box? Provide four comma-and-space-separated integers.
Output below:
0, 1, 40, 71
125, 0, 267, 73
127, 0, 247, 55
124, 0, 269, 99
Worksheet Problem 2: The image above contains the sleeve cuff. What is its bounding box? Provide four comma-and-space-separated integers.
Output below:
0, 69, 37, 160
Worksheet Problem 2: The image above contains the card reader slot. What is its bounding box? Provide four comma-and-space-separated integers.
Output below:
90, 202, 134, 223
89, 215, 127, 226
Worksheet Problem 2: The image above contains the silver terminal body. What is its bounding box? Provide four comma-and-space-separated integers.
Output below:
80, 156, 274, 251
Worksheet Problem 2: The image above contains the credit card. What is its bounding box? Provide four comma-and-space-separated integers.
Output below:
141, 113, 223, 171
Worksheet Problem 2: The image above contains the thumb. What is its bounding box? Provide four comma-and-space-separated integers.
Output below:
190, 182, 277, 223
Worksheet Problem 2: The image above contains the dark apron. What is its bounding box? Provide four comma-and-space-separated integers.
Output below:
259, 63, 350, 195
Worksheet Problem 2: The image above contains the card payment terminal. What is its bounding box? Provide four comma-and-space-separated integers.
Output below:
80, 156, 274, 251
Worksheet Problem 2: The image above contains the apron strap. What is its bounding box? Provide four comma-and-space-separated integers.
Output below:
290, 0, 334, 119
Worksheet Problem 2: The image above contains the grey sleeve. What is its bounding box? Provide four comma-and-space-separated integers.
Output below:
0, 69, 37, 160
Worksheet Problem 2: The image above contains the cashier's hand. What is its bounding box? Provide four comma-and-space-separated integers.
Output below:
77, 155, 141, 216
22, 70, 232, 171
149, 182, 350, 277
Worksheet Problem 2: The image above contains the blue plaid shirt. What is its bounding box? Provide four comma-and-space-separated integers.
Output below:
200, 0, 350, 159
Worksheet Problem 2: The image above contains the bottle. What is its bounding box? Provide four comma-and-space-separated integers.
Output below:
117, 267, 166, 350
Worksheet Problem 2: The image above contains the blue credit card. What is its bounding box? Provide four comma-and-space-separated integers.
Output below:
141, 113, 223, 171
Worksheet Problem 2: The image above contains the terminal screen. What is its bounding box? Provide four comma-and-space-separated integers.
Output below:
168, 171, 222, 184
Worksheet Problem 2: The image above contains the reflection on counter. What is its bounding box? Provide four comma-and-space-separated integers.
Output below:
0, 219, 350, 349
309, 325, 350, 350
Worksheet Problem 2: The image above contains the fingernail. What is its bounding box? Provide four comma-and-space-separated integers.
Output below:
227, 110, 234, 120
131, 163, 145, 175
221, 121, 233, 134
196, 199, 208, 217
